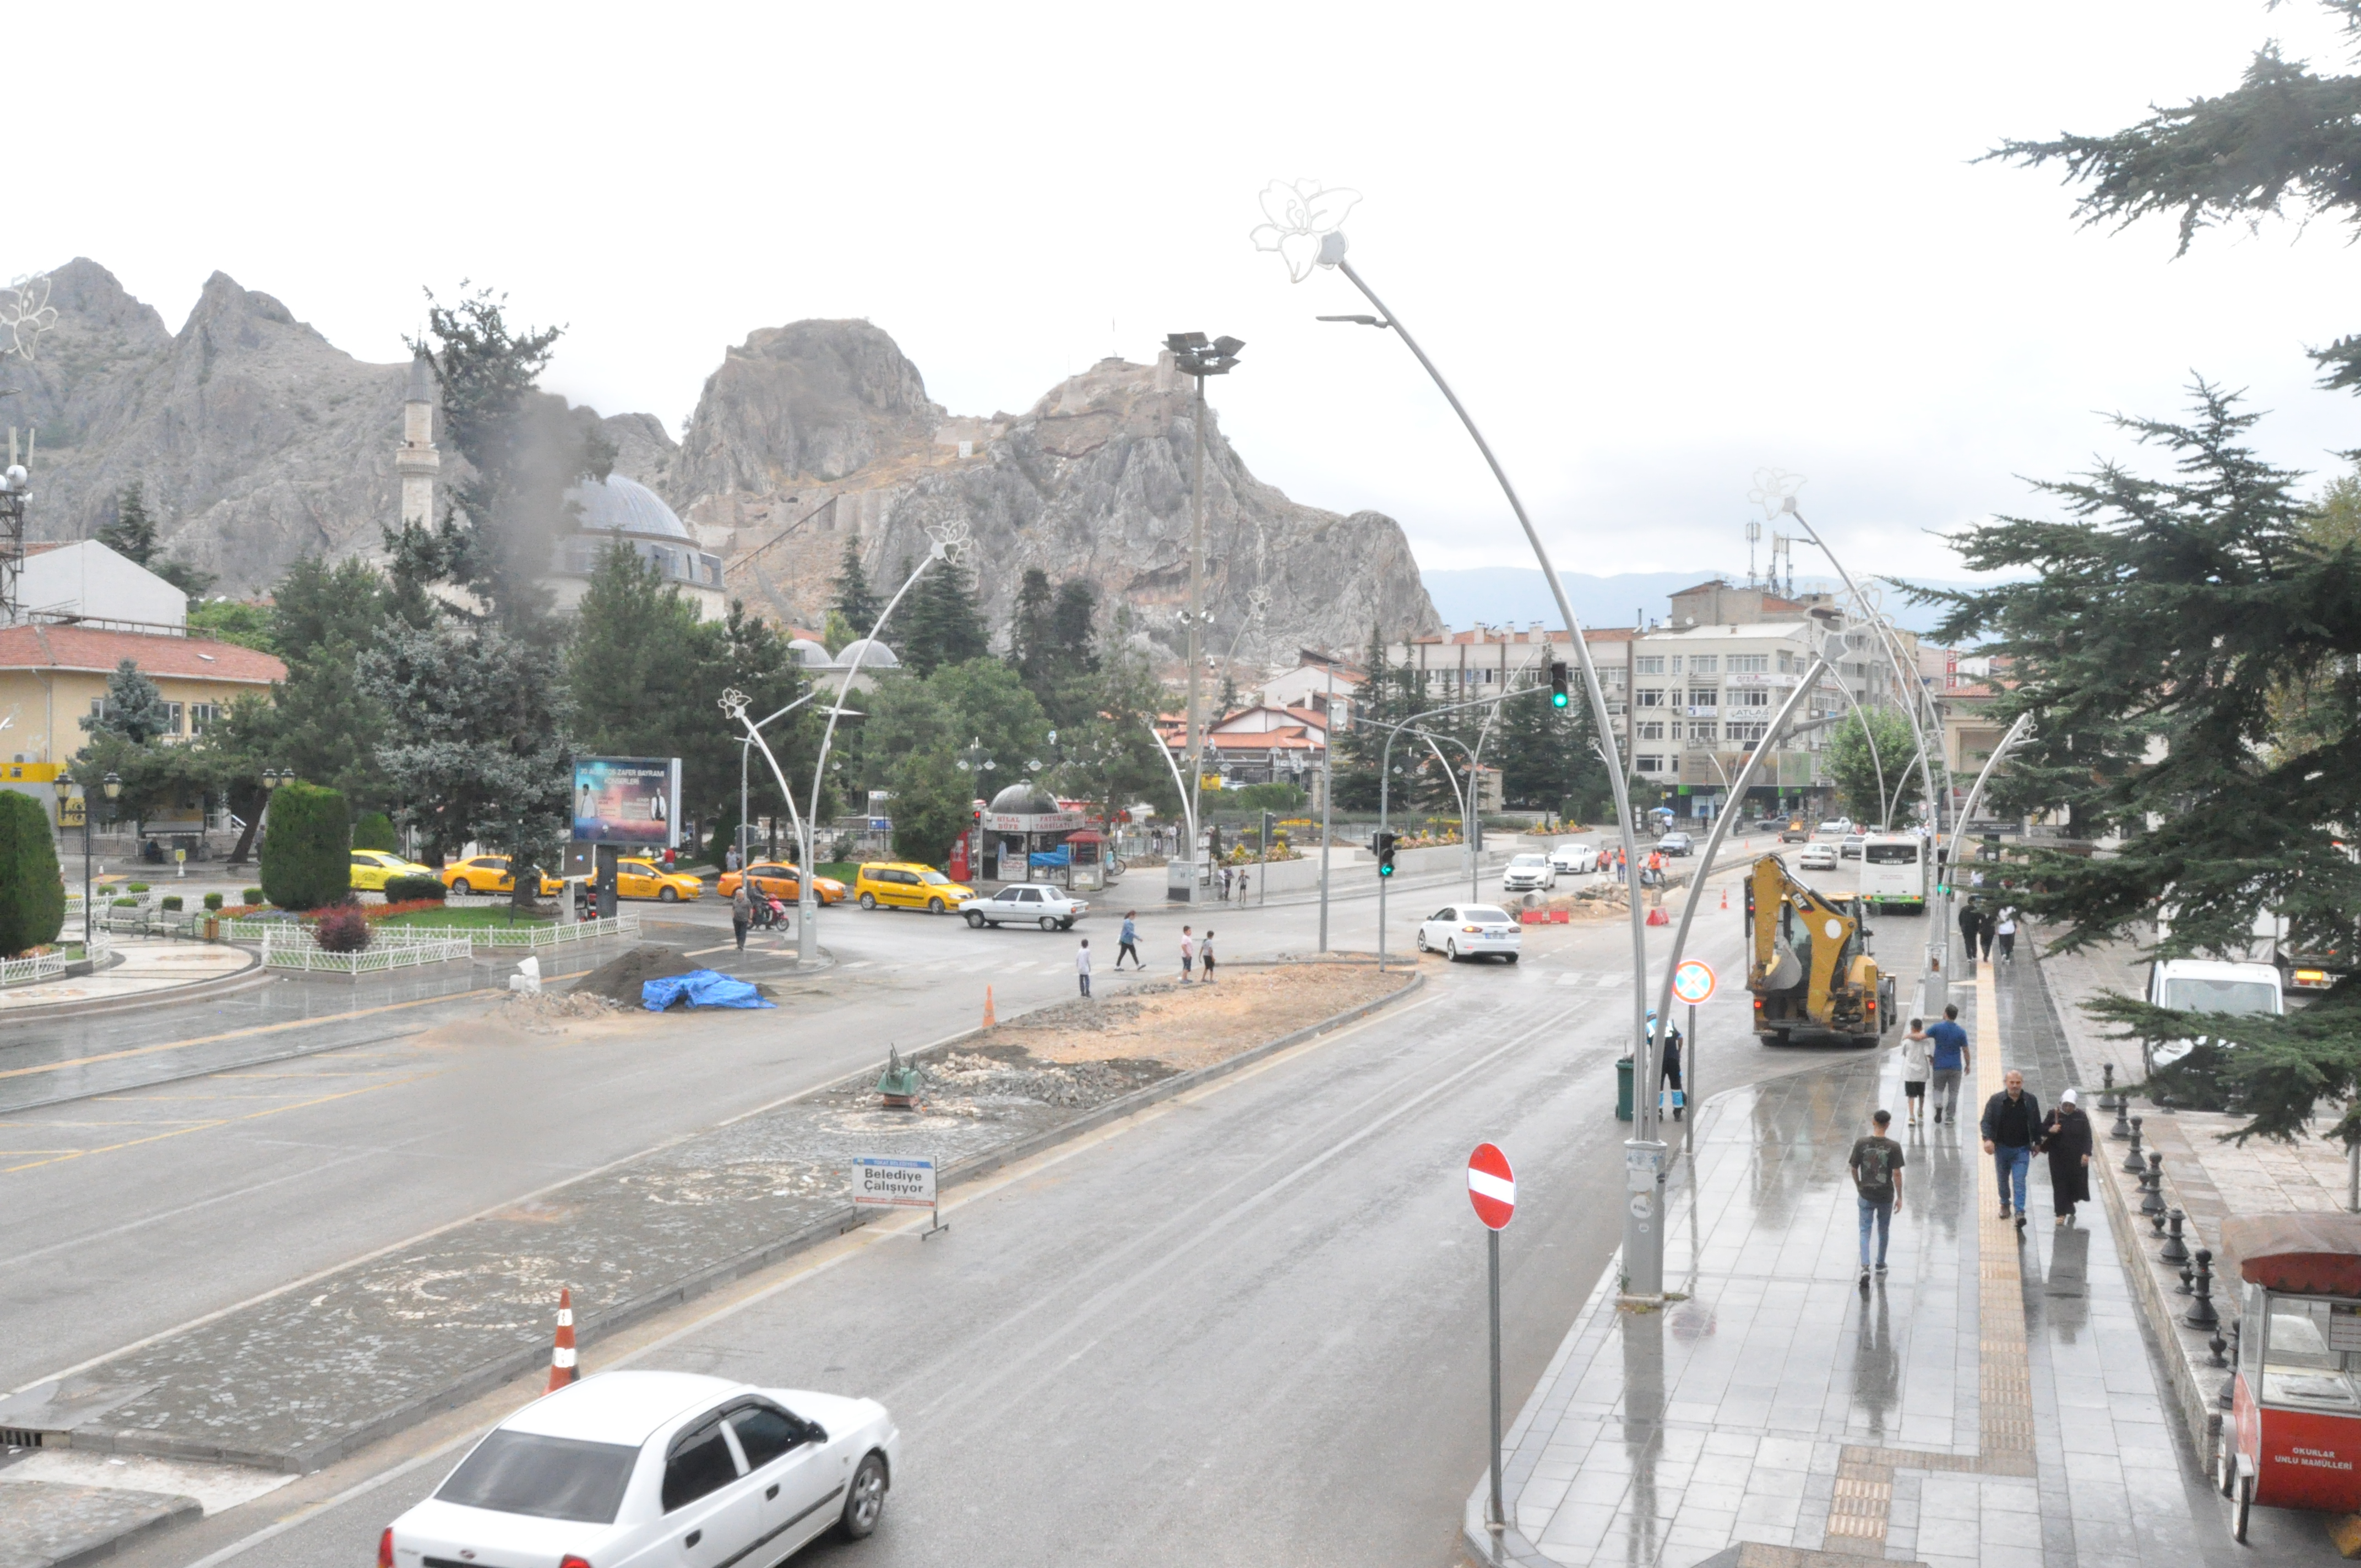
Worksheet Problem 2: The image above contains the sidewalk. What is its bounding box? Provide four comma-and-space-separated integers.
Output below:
1469, 962, 2255, 1568
0, 936, 259, 1017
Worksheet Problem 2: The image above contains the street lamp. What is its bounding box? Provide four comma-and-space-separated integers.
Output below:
55, 774, 91, 944
737, 692, 820, 875
1258, 181, 1660, 1296
1165, 330, 1243, 905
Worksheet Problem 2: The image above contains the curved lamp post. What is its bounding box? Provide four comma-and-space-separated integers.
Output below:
1260, 180, 1660, 1294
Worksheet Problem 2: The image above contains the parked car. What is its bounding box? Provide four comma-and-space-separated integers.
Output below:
616, 858, 704, 902
855, 862, 974, 913
1840, 834, 1867, 861
439, 855, 561, 897
960, 884, 1089, 929
350, 849, 437, 892
380, 1370, 899, 1568
1656, 832, 1695, 858
1502, 852, 1555, 892
1416, 903, 1521, 963
718, 861, 847, 906
1548, 841, 1600, 876
1755, 816, 1787, 834
1797, 842, 1839, 871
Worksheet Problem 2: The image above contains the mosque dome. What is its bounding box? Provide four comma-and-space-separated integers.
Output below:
788, 638, 832, 668
833, 638, 900, 671
564, 475, 692, 539
988, 782, 1060, 815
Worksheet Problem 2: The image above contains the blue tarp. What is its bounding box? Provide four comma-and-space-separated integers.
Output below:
641, 969, 775, 1011
1028, 845, 1071, 867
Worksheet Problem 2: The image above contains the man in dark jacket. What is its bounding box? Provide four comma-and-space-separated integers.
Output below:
1980, 1069, 2043, 1228
1957, 901, 1984, 976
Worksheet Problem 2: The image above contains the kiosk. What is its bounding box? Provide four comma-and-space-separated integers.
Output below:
2221, 1213, 2361, 1540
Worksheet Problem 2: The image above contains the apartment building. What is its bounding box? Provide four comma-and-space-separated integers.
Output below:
1625, 619, 1842, 808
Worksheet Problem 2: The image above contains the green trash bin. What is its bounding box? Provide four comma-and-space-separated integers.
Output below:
1615, 1055, 1634, 1122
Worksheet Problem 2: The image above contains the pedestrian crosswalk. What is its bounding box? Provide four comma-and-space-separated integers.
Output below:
1553, 971, 1634, 988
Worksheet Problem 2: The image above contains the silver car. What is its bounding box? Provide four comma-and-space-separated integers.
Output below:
960, 884, 1089, 930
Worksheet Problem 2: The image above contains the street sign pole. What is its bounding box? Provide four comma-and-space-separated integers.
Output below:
1466, 1142, 1516, 1535
1668, 962, 1717, 1156
1489, 1224, 1504, 1533
1687, 1001, 1698, 1153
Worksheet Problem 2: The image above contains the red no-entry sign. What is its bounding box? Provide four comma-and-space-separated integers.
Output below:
1467, 1142, 1516, 1230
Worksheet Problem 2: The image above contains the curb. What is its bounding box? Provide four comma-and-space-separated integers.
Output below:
0, 955, 274, 1028
67, 960, 1425, 1474
29, 1491, 203, 1568
2091, 1112, 2223, 1469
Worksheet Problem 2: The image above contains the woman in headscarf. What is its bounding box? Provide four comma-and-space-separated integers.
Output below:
2039, 1087, 2094, 1227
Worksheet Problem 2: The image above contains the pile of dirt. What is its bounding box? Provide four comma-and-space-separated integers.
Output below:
497, 990, 626, 1034
920, 1048, 1172, 1110
1002, 994, 1151, 1033
574, 945, 701, 1005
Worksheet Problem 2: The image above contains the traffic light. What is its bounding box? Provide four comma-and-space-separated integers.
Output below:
1549, 661, 1571, 709
1375, 830, 1399, 876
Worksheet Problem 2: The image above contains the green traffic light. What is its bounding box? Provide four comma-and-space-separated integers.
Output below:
1551, 691, 1569, 708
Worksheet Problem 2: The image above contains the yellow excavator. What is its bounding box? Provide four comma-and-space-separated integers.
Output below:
1744, 854, 1896, 1048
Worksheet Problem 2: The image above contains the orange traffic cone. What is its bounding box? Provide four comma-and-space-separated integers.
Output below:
982, 986, 997, 1028
1720, 886, 1729, 911
546, 1288, 578, 1391
1646, 907, 1670, 926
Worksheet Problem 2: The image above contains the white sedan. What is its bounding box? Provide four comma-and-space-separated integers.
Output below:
960, 884, 1089, 929
1417, 903, 1522, 963
1797, 843, 1839, 871
1548, 842, 1600, 875
1502, 853, 1555, 893
382, 1370, 899, 1568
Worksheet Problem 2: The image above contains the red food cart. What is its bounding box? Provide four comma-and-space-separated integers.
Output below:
2221, 1213, 2361, 1540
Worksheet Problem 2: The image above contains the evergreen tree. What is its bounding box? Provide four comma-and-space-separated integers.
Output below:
833, 538, 881, 638
80, 660, 172, 744
896, 554, 989, 677
1824, 709, 1919, 827
96, 482, 159, 563
186, 601, 278, 654
265, 558, 399, 809
0, 792, 65, 956
392, 287, 614, 628
1989, 4, 2361, 396
1917, 385, 2361, 1142
1009, 568, 1058, 688
1049, 581, 1100, 676
258, 781, 351, 911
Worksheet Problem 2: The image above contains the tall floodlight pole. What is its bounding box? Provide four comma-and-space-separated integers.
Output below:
1750, 472, 1949, 1015
1165, 331, 1244, 904
1319, 661, 1337, 951
1258, 181, 1661, 1296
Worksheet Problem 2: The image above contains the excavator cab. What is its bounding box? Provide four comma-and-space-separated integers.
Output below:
1744, 854, 1893, 1047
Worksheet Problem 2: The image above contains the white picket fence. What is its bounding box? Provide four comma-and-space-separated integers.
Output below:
259, 928, 473, 975
231, 912, 638, 968
0, 932, 112, 989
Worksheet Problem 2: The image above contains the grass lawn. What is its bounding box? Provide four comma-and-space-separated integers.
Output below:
377, 904, 555, 930
815, 862, 861, 883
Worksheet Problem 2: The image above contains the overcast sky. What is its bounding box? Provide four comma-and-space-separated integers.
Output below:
14, 2, 2360, 586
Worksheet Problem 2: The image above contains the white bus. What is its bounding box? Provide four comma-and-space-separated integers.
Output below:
1858, 834, 1926, 912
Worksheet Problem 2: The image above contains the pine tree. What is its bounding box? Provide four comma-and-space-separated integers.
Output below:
1917, 384, 2361, 1142
897, 554, 989, 677
0, 792, 65, 956
1009, 568, 1057, 687
833, 537, 881, 637
80, 659, 172, 744
97, 483, 159, 562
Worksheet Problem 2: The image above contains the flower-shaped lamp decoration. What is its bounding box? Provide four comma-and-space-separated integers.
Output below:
0, 273, 59, 361
1747, 468, 1805, 521
718, 688, 751, 725
1250, 180, 1362, 282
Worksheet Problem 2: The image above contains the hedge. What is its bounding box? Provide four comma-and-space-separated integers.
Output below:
383, 874, 447, 903
352, 810, 399, 852
0, 791, 65, 956
260, 781, 352, 911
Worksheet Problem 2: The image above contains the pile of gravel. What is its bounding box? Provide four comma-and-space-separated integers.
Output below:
924, 1049, 1166, 1108
498, 990, 625, 1033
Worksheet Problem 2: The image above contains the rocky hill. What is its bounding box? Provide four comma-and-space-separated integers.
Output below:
0, 263, 1439, 658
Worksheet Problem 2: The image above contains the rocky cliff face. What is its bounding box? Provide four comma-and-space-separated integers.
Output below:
667, 329, 1440, 661
2, 268, 1438, 657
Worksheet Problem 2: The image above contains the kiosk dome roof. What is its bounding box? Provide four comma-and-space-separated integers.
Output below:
564, 475, 692, 540
988, 782, 1060, 815
833, 638, 900, 670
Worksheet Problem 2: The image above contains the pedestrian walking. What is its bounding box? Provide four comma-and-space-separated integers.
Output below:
1849, 1108, 1906, 1288
1926, 1004, 1971, 1124
1651, 1012, 1685, 1121
1981, 1068, 2043, 1229
1995, 905, 2019, 963
1901, 1017, 1933, 1126
1219, 865, 1232, 901
1116, 911, 1143, 970
1180, 925, 1196, 983
1076, 938, 1093, 998
2039, 1088, 2093, 1227
1201, 929, 1217, 982
731, 883, 752, 951
1957, 901, 1984, 976
1979, 909, 1997, 961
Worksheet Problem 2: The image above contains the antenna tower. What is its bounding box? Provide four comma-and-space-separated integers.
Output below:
1744, 519, 1761, 587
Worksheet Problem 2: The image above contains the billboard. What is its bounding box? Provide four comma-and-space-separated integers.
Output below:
573, 756, 681, 848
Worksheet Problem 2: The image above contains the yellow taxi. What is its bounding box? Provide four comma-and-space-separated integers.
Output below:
717, 861, 847, 906
350, 849, 437, 891
854, 862, 973, 914
616, 858, 704, 902
439, 855, 562, 897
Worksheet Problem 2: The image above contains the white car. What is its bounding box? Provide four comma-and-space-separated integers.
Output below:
1813, 819, 1851, 840
1548, 841, 1600, 876
960, 884, 1089, 930
1502, 853, 1555, 893
382, 1370, 899, 1568
1417, 903, 1522, 963
2146, 959, 2283, 1069
1797, 843, 1839, 871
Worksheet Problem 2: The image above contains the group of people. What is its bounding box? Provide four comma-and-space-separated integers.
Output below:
1847, 1004, 2097, 1288
1956, 897, 2020, 971
1073, 913, 1214, 997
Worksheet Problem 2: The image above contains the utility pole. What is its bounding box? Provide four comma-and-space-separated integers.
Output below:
1165, 333, 1243, 904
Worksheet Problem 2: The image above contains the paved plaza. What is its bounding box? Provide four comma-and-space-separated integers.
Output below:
1470, 957, 2338, 1567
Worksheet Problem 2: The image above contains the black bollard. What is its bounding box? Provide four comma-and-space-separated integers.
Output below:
2189, 1248, 2221, 1332
2219, 1320, 2241, 1408
2110, 1070, 2133, 1140
2124, 1115, 2146, 1173
2164, 1208, 2191, 1269
2143, 1152, 2168, 1221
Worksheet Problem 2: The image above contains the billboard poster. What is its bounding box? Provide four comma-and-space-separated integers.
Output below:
572, 756, 681, 847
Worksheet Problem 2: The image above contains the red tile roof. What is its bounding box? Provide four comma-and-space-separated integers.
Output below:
0, 624, 287, 684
